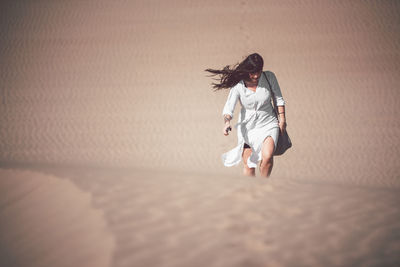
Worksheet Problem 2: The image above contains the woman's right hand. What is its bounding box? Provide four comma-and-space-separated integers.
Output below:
223, 123, 232, 136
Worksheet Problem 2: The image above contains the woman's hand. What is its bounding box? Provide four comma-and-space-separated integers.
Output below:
223, 115, 232, 136
277, 109, 287, 134
279, 119, 287, 134
223, 123, 232, 136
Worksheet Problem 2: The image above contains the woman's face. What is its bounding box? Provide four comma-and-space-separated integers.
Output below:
248, 70, 262, 83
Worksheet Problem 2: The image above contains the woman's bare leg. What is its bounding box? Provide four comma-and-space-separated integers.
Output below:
242, 147, 255, 176
260, 137, 275, 177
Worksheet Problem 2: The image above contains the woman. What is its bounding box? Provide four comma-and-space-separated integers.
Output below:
206, 53, 286, 177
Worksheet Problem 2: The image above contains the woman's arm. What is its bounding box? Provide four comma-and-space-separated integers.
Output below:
277, 105, 287, 133
267, 71, 285, 107
267, 71, 287, 133
222, 87, 239, 136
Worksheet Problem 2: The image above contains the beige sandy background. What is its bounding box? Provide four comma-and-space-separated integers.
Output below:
0, 0, 399, 266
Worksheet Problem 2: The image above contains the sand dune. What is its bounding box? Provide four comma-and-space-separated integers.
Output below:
0, 169, 114, 267
0, 0, 400, 266
1, 166, 399, 267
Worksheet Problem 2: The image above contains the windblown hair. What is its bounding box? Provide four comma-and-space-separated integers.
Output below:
205, 53, 264, 91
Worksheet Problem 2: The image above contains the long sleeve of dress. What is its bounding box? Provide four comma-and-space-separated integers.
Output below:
267, 71, 285, 106
222, 86, 240, 119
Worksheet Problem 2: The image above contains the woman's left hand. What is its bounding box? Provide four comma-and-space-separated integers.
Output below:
279, 120, 287, 134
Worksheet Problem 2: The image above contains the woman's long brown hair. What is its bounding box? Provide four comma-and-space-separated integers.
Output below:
205, 53, 264, 91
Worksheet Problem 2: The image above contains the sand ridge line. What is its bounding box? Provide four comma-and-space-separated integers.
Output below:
0, 168, 115, 267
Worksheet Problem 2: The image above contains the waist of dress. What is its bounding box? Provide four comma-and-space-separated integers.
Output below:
235, 109, 276, 128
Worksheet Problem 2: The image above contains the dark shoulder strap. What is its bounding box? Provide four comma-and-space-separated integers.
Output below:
263, 71, 277, 109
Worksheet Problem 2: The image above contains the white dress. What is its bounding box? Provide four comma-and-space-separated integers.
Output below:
222, 71, 285, 168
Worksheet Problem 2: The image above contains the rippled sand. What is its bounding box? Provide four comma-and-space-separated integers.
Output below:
0, 0, 399, 266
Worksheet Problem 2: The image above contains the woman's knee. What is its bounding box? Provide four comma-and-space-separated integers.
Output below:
243, 166, 255, 176
261, 137, 275, 162
260, 154, 273, 167
243, 158, 255, 172
262, 149, 274, 161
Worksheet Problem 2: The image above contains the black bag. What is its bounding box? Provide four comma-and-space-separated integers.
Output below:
274, 129, 292, 156
263, 72, 292, 156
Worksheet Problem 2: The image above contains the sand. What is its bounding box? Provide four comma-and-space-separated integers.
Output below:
0, 0, 399, 266
0, 169, 114, 267
1, 166, 398, 267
